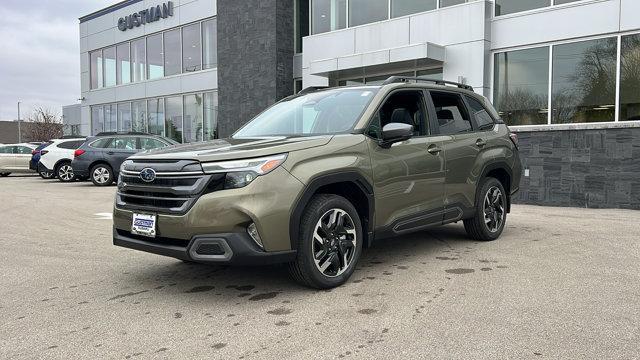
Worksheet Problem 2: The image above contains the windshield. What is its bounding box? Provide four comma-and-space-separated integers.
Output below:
233, 87, 378, 137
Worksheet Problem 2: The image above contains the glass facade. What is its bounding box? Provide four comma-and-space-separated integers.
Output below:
494, 47, 549, 126
620, 34, 640, 121
551, 38, 617, 124
182, 23, 201, 72
349, 0, 388, 27
295, 0, 310, 53
337, 68, 443, 86
392, 0, 437, 18
88, 18, 216, 90
495, 0, 549, 16
312, 0, 347, 34
91, 92, 218, 142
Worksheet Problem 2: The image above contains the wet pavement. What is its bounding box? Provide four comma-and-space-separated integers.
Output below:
1, 175, 639, 359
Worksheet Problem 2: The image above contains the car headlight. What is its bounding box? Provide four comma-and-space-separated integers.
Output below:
201, 154, 288, 189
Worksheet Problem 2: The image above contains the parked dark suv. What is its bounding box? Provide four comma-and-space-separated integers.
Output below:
113, 77, 522, 288
72, 132, 177, 186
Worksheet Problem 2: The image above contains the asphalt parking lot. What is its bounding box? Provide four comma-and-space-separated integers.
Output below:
1, 175, 639, 359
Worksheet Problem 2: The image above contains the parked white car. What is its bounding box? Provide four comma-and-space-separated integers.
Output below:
0, 143, 37, 176
39, 138, 87, 182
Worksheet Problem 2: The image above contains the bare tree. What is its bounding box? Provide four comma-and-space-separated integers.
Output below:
25, 107, 64, 142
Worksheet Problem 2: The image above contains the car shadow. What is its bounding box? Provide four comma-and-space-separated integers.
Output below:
120, 224, 478, 301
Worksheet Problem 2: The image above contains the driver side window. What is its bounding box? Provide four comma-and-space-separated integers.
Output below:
367, 90, 427, 140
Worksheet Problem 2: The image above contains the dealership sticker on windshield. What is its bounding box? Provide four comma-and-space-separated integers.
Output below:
131, 213, 156, 238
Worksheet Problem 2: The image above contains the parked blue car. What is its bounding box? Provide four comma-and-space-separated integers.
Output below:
29, 142, 53, 178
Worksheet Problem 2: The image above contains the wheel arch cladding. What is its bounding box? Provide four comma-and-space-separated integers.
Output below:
54, 158, 72, 172
289, 172, 375, 251
481, 162, 513, 212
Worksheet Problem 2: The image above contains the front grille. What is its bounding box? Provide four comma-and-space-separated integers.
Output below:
116, 160, 225, 215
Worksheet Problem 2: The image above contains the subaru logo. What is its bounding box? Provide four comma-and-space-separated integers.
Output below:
139, 168, 156, 182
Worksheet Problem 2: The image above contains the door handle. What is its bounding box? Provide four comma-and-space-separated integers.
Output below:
106, 151, 115, 155
475, 139, 487, 148
427, 145, 442, 155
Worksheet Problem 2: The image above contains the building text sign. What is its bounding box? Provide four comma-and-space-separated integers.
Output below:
118, 1, 174, 31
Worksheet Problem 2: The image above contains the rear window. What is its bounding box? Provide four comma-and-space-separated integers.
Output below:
90, 138, 112, 149
58, 140, 85, 149
465, 95, 495, 130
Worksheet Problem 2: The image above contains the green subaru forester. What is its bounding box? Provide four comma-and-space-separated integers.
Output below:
113, 77, 522, 289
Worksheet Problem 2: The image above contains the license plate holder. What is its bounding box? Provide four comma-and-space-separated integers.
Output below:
131, 213, 157, 238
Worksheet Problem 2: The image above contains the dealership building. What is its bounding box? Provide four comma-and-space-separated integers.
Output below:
70, 0, 640, 208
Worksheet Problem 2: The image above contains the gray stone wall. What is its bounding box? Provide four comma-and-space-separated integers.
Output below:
217, 0, 294, 138
514, 127, 640, 209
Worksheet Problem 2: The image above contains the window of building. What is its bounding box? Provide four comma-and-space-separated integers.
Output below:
204, 92, 218, 140
147, 33, 164, 80
105, 104, 117, 132
365, 72, 414, 85
431, 91, 472, 134
553, 0, 582, 5
164, 29, 181, 76
183, 94, 203, 142
117, 102, 132, 132
495, 0, 549, 16
417, 68, 443, 80
494, 47, 549, 126
620, 34, 640, 121
182, 24, 201, 73
147, 98, 165, 136
131, 38, 146, 82
103, 46, 116, 87
311, 0, 347, 34
465, 96, 495, 130
91, 106, 104, 135
165, 96, 183, 143
551, 38, 616, 124
132, 100, 147, 132
90, 50, 103, 89
392, 0, 437, 18
295, 0, 310, 53
202, 19, 218, 69
116, 43, 131, 85
439, 0, 470, 8
349, 0, 388, 27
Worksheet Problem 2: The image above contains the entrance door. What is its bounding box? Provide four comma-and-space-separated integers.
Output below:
366, 89, 446, 236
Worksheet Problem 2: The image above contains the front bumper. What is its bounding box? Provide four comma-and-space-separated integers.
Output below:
113, 228, 296, 265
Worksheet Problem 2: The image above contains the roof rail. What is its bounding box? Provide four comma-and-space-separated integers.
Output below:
297, 86, 329, 95
382, 76, 474, 92
95, 131, 150, 136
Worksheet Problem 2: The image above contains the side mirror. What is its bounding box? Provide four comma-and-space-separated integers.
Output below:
380, 123, 414, 148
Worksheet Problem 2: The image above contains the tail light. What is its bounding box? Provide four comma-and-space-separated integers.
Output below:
509, 133, 519, 149
31, 149, 37, 155
40, 150, 48, 156
74, 149, 85, 158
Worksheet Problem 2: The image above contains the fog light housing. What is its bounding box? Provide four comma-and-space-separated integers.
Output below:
247, 223, 263, 249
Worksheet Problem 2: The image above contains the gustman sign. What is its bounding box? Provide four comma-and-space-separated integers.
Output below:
117, 1, 174, 31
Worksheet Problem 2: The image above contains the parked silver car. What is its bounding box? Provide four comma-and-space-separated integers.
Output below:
0, 143, 38, 176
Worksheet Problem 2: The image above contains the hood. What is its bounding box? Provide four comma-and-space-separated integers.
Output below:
129, 136, 333, 162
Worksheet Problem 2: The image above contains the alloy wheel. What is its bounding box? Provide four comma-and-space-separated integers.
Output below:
93, 167, 110, 184
312, 208, 357, 277
59, 165, 74, 181
483, 186, 505, 233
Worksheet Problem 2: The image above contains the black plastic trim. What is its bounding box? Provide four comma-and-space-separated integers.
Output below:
479, 160, 515, 213
113, 228, 297, 266
289, 171, 375, 250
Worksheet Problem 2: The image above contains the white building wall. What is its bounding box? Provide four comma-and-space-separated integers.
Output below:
79, 0, 218, 132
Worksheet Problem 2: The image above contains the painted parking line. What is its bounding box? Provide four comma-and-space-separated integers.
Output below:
94, 212, 113, 220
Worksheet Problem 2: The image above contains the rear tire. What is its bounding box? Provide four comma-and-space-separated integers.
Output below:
464, 177, 507, 241
0, 173, 10, 177
288, 194, 363, 289
56, 161, 75, 182
90, 164, 114, 186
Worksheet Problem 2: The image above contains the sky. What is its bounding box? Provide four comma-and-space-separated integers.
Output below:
0, 0, 115, 121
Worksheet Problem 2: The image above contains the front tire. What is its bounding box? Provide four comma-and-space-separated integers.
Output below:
288, 194, 363, 289
56, 162, 75, 182
464, 177, 507, 241
90, 164, 114, 186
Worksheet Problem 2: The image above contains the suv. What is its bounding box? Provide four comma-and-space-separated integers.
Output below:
38, 138, 87, 182
72, 133, 177, 186
112, 77, 522, 289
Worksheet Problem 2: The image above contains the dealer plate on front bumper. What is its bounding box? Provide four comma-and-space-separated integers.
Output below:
131, 213, 156, 238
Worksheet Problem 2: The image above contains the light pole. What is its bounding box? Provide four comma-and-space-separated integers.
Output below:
17, 101, 21, 143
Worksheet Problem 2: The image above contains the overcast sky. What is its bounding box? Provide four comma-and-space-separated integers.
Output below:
0, 0, 114, 120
